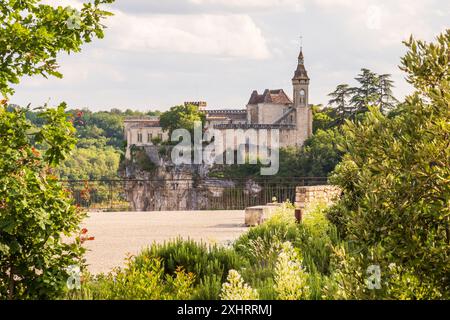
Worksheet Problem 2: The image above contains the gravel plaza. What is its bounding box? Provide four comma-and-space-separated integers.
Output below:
81, 210, 248, 274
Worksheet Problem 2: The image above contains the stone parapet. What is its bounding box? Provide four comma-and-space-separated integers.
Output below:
295, 185, 341, 211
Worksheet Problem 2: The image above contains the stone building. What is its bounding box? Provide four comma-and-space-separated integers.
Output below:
124, 47, 313, 159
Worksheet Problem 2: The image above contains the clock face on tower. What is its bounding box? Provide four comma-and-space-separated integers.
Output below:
300, 89, 305, 96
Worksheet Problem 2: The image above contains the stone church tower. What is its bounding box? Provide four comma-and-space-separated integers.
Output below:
292, 48, 313, 144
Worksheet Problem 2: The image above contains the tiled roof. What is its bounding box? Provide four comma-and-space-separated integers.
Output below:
248, 89, 293, 105
293, 64, 309, 80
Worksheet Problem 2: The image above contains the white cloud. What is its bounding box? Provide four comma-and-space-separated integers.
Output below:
189, 0, 304, 10
106, 11, 271, 59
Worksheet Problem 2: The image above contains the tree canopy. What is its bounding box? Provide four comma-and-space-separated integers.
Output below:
328, 29, 450, 299
0, 0, 114, 299
0, 0, 114, 97
159, 104, 206, 139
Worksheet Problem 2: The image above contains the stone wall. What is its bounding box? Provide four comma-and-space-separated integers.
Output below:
295, 185, 341, 212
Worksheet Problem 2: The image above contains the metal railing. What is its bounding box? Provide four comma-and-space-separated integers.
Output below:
62, 177, 328, 212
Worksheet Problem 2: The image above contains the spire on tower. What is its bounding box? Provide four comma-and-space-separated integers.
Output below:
298, 36, 304, 64
293, 38, 308, 81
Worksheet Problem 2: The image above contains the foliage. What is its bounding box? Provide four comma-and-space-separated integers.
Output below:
220, 270, 259, 300
67, 256, 195, 300
65, 202, 341, 301
274, 242, 309, 300
212, 128, 345, 179
192, 275, 224, 300
136, 238, 248, 298
68, 109, 125, 150
234, 206, 301, 267
159, 104, 206, 139
328, 30, 450, 299
274, 129, 345, 178
0, 102, 85, 300
327, 84, 353, 126
327, 70, 398, 123
349, 68, 382, 114
57, 146, 120, 180
298, 203, 340, 275
126, 145, 157, 173
0, 0, 114, 97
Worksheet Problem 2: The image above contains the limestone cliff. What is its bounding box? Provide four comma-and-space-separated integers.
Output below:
121, 145, 239, 211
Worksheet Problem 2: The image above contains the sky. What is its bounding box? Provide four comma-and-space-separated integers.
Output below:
10, 0, 450, 112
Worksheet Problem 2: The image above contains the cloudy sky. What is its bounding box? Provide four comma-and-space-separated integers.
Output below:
11, 0, 450, 112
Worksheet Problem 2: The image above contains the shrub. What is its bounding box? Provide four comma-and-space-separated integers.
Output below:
273, 242, 309, 300
220, 270, 259, 300
234, 206, 301, 267
298, 203, 340, 275
136, 238, 248, 297
67, 256, 195, 300
192, 275, 223, 300
328, 30, 450, 299
0, 104, 86, 300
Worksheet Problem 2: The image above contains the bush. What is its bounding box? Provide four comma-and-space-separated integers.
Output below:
0, 104, 85, 300
274, 242, 309, 300
328, 30, 450, 299
298, 203, 340, 275
135, 238, 248, 299
68, 256, 195, 300
234, 206, 301, 267
220, 270, 259, 300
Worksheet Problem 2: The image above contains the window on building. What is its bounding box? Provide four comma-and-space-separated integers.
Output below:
158, 133, 163, 140
137, 132, 142, 143
148, 132, 153, 142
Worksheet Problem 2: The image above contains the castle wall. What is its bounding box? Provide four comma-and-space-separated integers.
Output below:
255, 103, 290, 124
125, 127, 168, 160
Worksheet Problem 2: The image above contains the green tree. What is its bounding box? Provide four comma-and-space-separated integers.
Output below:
327, 84, 352, 125
159, 104, 206, 139
378, 74, 398, 114
294, 128, 345, 177
349, 68, 380, 115
329, 30, 450, 299
0, 103, 84, 299
57, 146, 120, 180
312, 105, 334, 133
0, 0, 114, 299
0, 0, 114, 97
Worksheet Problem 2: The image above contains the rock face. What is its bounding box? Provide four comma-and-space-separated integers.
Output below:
123, 146, 333, 212
123, 146, 240, 211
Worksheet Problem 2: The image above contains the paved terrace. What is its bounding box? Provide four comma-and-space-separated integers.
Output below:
81, 210, 247, 274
